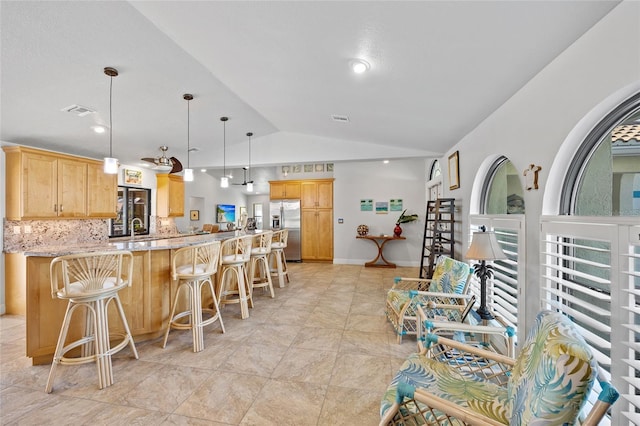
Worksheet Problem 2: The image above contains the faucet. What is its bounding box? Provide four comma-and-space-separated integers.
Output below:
130, 218, 143, 239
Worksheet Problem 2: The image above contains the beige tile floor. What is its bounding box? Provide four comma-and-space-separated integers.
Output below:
0, 263, 419, 425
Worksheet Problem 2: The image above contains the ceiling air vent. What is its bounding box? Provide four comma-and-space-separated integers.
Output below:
331, 114, 350, 123
60, 104, 95, 117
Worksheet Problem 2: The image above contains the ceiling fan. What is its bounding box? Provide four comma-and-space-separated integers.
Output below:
141, 146, 183, 173
232, 167, 254, 186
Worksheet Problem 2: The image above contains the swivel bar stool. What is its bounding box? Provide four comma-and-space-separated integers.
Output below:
269, 229, 290, 288
217, 235, 254, 319
249, 231, 275, 299
46, 250, 139, 393
163, 241, 223, 352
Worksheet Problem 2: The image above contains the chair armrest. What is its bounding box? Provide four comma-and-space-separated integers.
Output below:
391, 276, 433, 292
416, 305, 516, 358
420, 332, 515, 386
412, 388, 506, 426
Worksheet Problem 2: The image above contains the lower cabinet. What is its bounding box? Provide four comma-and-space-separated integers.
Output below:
301, 209, 333, 261
24, 250, 171, 365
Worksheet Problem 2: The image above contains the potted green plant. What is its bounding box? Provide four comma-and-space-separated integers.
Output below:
394, 209, 419, 237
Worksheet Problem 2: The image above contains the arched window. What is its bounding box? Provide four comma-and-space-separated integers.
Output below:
561, 94, 640, 216
471, 156, 525, 342
481, 157, 525, 215
429, 159, 441, 180
542, 92, 640, 424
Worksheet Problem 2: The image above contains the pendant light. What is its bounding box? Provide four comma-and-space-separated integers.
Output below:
183, 94, 194, 182
103, 67, 119, 174
246, 132, 254, 192
220, 116, 229, 188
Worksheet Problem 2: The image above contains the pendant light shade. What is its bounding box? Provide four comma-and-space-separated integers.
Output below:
220, 116, 229, 188
183, 94, 194, 182
103, 67, 119, 174
246, 132, 253, 192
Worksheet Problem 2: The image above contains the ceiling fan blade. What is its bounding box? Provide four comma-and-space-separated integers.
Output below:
141, 157, 157, 163
169, 157, 183, 173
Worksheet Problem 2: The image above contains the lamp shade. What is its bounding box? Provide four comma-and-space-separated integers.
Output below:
246, 181, 254, 192
220, 176, 229, 188
103, 157, 119, 174
465, 231, 507, 261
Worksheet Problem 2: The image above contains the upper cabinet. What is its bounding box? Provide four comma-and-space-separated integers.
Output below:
301, 179, 333, 209
87, 162, 117, 217
3, 146, 115, 220
156, 173, 184, 217
269, 181, 301, 200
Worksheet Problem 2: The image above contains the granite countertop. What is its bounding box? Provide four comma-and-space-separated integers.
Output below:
22, 230, 256, 257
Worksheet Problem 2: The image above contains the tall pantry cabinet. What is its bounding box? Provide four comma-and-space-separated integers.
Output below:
300, 179, 334, 261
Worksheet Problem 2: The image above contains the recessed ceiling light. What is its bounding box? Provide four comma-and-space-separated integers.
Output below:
383, 160, 389, 164
350, 59, 370, 74
91, 125, 106, 134
201, 169, 207, 173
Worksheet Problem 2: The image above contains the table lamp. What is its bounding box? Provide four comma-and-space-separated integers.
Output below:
465, 227, 507, 320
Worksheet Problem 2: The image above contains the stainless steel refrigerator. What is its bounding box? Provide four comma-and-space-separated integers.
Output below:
269, 200, 301, 261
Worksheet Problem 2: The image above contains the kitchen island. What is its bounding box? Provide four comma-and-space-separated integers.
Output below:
11, 231, 247, 365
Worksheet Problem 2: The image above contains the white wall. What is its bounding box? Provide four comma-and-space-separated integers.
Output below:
176, 171, 248, 232
439, 1, 640, 331
333, 158, 427, 267
0, 149, 5, 314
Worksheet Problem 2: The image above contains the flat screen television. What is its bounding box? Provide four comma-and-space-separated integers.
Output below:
216, 204, 236, 223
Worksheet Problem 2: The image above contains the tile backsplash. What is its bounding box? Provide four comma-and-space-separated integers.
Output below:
3, 216, 178, 253
3, 219, 108, 253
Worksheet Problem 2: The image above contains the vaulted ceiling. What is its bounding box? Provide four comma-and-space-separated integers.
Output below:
0, 1, 619, 170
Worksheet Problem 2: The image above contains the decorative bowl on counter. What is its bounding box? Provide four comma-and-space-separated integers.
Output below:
357, 224, 369, 236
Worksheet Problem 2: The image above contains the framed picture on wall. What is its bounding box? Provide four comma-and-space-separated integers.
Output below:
190, 210, 199, 221
448, 151, 460, 190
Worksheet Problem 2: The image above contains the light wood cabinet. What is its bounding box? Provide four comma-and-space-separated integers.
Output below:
269, 181, 301, 199
156, 173, 184, 217
300, 178, 334, 261
301, 209, 333, 261
87, 162, 117, 217
3, 146, 116, 220
24, 249, 170, 365
301, 180, 333, 209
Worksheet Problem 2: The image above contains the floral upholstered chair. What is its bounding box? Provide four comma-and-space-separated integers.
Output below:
380, 310, 619, 426
385, 256, 474, 343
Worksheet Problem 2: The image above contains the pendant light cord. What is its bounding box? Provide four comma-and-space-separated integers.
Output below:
109, 74, 113, 158
187, 99, 190, 168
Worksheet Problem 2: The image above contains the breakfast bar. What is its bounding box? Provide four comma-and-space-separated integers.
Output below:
15, 232, 242, 365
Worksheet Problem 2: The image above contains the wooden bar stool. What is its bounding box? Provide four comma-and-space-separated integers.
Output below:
249, 231, 275, 299
269, 229, 290, 288
45, 250, 139, 393
163, 241, 224, 352
217, 235, 254, 319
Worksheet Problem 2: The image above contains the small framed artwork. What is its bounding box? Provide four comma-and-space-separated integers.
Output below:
315, 163, 325, 172
375, 201, 389, 214
282, 165, 291, 175
390, 199, 403, 211
293, 164, 302, 173
190, 210, 199, 221
304, 164, 313, 172
360, 199, 373, 211
448, 151, 460, 190
124, 169, 142, 185
326, 163, 334, 172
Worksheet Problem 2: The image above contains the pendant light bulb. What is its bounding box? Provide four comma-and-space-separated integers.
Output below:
183, 94, 194, 182
220, 116, 229, 188
103, 67, 119, 174
246, 181, 254, 192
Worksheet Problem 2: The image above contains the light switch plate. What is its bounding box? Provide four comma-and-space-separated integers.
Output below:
338, 218, 344, 224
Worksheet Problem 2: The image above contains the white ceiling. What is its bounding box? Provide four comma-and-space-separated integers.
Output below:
1, 1, 619, 172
